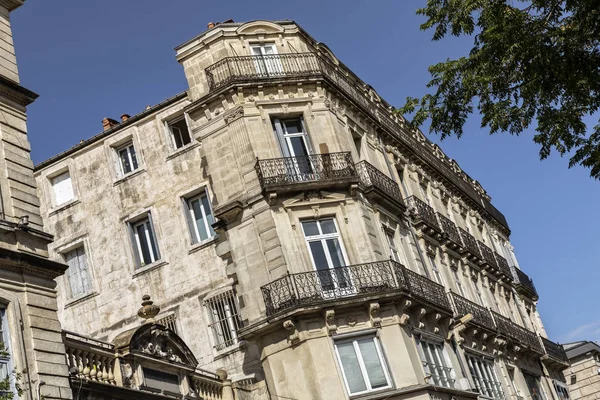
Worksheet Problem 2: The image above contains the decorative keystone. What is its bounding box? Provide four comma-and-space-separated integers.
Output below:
138, 295, 160, 323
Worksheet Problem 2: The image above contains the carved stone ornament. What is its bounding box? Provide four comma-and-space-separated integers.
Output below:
223, 106, 244, 124
325, 309, 337, 336
138, 328, 183, 363
346, 315, 357, 327
369, 303, 382, 328
283, 319, 300, 345
138, 295, 160, 323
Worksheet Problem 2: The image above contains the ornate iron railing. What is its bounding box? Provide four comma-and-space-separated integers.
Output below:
491, 312, 543, 354
494, 252, 513, 279
478, 242, 498, 268
437, 213, 463, 247
458, 228, 481, 258
513, 267, 538, 300
261, 260, 407, 316
356, 160, 405, 208
406, 196, 441, 232
403, 268, 451, 310
450, 293, 495, 331
541, 337, 569, 364
255, 152, 356, 191
204, 52, 511, 233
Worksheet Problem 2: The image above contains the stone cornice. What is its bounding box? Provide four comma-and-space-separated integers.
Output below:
0, 75, 38, 106
0, 0, 24, 12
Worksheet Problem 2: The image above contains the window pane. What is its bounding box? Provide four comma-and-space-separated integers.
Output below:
337, 342, 367, 394
143, 368, 180, 393
146, 221, 159, 261
288, 136, 309, 158
130, 146, 139, 170
326, 239, 346, 268
119, 148, 132, 174
170, 119, 191, 148
309, 241, 329, 271
283, 119, 303, 134
136, 223, 152, 265
200, 194, 215, 236
320, 219, 337, 235
357, 338, 388, 389
302, 221, 319, 237
191, 199, 209, 241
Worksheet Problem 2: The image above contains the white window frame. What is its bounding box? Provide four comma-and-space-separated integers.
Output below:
50, 170, 75, 207
204, 290, 242, 351
184, 190, 216, 244
334, 335, 392, 396
250, 43, 283, 75
452, 268, 466, 297
428, 254, 445, 286
0, 306, 15, 398
166, 115, 192, 150
385, 229, 401, 263
466, 354, 504, 399
416, 337, 455, 388
116, 142, 139, 176
129, 214, 160, 268
63, 245, 93, 299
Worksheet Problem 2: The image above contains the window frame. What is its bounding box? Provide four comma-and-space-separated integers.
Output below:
302, 218, 350, 271
416, 337, 455, 388
385, 229, 401, 264
128, 213, 161, 268
142, 367, 181, 394
334, 334, 392, 396
0, 306, 15, 398
183, 190, 216, 245
63, 245, 94, 300
166, 115, 192, 150
204, 290, 243, 351
115, 141, 139, 176
50, 170, 75, 207
466, 353, 504, 399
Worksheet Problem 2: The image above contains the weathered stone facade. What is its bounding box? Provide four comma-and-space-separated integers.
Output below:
562, 341, 600, 400
35, 20, 570, 400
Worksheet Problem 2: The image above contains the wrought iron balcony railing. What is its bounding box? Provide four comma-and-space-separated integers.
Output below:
494, 253, 513, 280
403, 267, 451, 311
262, 260, 406, 316
406, 196, 442, 233
478, 242, 498, 268
512, 267, 539, 300
255, 152, 357, 193
356, 160, 405, 211
450, 293, 495, 331
458, 228, 481, 259
261, 260, 452, 316
492, 311, 543, 354
204, 52, 511, 233
437, 213, 463, 249
541, 337, 569, 365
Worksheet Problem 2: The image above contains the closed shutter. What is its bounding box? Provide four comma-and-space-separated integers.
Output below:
52, 172, 74, 206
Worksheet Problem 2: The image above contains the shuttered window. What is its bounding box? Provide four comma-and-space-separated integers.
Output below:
64, 246, 92, 298
51, 171, 74, 206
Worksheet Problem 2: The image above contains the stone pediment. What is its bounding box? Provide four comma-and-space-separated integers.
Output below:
236, 21, 284, 35
113, 323, 198, 368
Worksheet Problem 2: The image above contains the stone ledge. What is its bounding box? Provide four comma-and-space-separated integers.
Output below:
132, 260, 168, 278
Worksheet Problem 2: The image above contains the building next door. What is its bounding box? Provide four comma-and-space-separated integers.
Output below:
273, 117, 314, 180
301, 219, 353, 299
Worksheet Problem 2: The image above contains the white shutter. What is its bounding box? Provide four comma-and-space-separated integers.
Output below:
65, 248, 83, 297
77, 248, 92, 294
52, 172, 74, 206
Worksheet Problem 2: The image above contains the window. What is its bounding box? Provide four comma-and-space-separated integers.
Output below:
205, 291, 242, 350
466, 354, 504, 399
473, 280, 486, 306
417, 338, 454, 388
250, 44, 283, 75
302, 219, 350, 293
524, 373, 546, 400
452, 269, 466, 297
334, 335, 392, 395
553, 381, 570, 400
143, 368, 180, 394
385, 230, 401, 263
129, 215, 160, 267
428, 255, 445, 286
157, 313, 178, 334
64, 246, 93, 298
116, 142, 139, 175
167, 117, 192, 149
51, 171, 74, 206
185, 191, 215, 244
0, 307, 13, 398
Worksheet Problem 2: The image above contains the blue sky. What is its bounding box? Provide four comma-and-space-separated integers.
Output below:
12, 1, 599, 343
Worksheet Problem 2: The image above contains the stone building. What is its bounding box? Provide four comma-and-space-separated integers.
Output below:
34, 19, 571, 400
561, 341, 600, 400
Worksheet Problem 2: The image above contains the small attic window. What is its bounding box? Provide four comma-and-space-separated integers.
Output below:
142, 368, 180, 394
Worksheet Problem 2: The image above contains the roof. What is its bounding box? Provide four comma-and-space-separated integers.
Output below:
34, 91, 188, 171
563, 341, 600, 360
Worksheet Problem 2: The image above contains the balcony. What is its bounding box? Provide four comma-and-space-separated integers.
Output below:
458, 228, 481, 260
491, 311, 544, 354
406, 196, 442, 235
437, 213, 463, 250
261, 260, 451, 316
513, 267, 539, 301
541, 337, 569, 366
450, 293, 495, 331
494, 253, 513, 280
255, 152, 358, 195
356, 160, 405, 212
477, 242, 512, 280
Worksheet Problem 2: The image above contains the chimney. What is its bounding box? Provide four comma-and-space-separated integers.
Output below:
121, 114, 131, 122
207, 21, 215, 29
102, 117, 119, 131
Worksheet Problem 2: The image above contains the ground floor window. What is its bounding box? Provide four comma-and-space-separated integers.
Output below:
334, 335, 392, 395
466, 354, 504, 399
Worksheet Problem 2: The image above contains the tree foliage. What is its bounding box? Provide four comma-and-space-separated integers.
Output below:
399, 0, 600, 178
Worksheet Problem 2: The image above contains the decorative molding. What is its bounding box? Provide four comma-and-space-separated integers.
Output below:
283, 319, 299, 345
368, 303, 381, 328
324, 309, 337, 336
